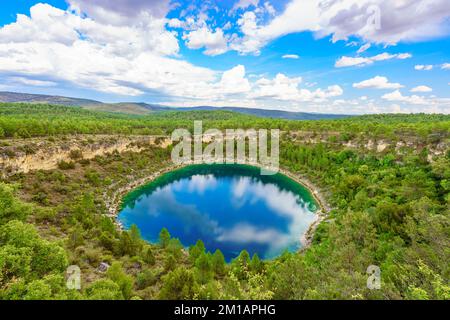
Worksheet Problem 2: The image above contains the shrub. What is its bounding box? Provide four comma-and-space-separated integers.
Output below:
57, 160, 75, 170
69, 149, 83, 160
159, 268, 197, 300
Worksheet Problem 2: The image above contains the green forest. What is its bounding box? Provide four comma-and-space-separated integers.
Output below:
0, 103, 449, 300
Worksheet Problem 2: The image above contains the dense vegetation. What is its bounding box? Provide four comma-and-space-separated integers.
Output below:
0, 103, 449, 300
1, 103, 449, 142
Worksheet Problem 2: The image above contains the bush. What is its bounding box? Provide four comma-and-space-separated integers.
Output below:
86, 279, 123, 300
0, 183, 32, 224
106, 262, 134, 300
136, 269, 157, 290
57, 160, 75, 170
69, 149, 83, 160
159, 268, 197, 300
142, 245, 155, 265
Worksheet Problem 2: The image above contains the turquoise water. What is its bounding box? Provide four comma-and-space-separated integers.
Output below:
118, 164, 318, 261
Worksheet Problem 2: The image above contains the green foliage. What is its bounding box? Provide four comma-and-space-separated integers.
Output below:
0, 104, 448, 300
136, 269, 157, 290
0, 183, 32, 224
159, 228, 170, 248
195, 252, 213, 284
142, 245, 155, 265
211, 249, 226, 277
232, 250, 250, 280
86, 279, 124, 300
164, 254, 177, 273
57, 160, 75, 170
189, 239, 205, 263
159, 267, 197, 300
106, 262, 134, 300
0, 220, 68, 285
250, 254, 264, 274
166, 238, 183, 260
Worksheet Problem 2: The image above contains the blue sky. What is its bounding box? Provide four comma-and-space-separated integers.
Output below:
0, 0, 449, 114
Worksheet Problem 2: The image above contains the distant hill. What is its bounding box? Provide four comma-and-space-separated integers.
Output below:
0, 91, 102, 107
0, 91, 351, 120
171, 106, 349, 120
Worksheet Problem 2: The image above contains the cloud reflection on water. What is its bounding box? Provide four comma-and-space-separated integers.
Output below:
119, 171, 317, 259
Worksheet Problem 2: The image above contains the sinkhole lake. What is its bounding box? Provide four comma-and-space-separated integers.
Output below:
118, 164, 318, 261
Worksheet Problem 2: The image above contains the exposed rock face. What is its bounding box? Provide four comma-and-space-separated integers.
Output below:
287, 131, 449, 161
0, 135, 171, 177
376, 141, 389, 152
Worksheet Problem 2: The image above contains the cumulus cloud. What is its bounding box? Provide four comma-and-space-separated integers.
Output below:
335, 52, 412, 68
415, 64, 433, 71
410, 85, 433, 93
353, 76, 403, 89
229, 0, 450, 55
0, 3, 348, 111
216, 65, 251, 95
282, 54, 300, 59
441, 63, 450, 70
183, 26, 229, 56
0, 4, 225, 98
251, 73, 343, 102
1, 1, 448, 114
68, 0, 171, 23
381, 90, 427, 105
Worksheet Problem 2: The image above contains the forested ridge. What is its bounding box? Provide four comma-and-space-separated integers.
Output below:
0, 103, 448, 300
1, 103, 449, 140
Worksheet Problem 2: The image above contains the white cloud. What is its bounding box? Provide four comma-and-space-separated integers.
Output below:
414, 64, 433, 71
415, 64, 433, 71
357, 43, 371, 54
381, 90, 427, 105
251, 73, 343, 102
229, 0, 450, 55
264, 1, 276, 16
282, 54, 300, 59
0, 4, 222, 98
397, 53, 413, 59
252, 73, 303, 100
0, 3, 348, 111
442, 63, 450, 70
8, 76, 57, 87
335, 52, 412, 68
68, 0, 171, 23
216, 223, 288, 245
167, 18, 184, 28
353, 76, 403, 89
410, 85, 432, 93
186, 174, 217, 194
223, 21, 232, 30
1, 1, 448, 114
216, 65, 251, 95
183, 26, 228, 56
232, 0, 260, 12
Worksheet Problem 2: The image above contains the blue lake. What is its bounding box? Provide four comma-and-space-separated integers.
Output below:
118, 164, 318, 261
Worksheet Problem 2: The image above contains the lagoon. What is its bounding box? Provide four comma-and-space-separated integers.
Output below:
118, 164, 318, 261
